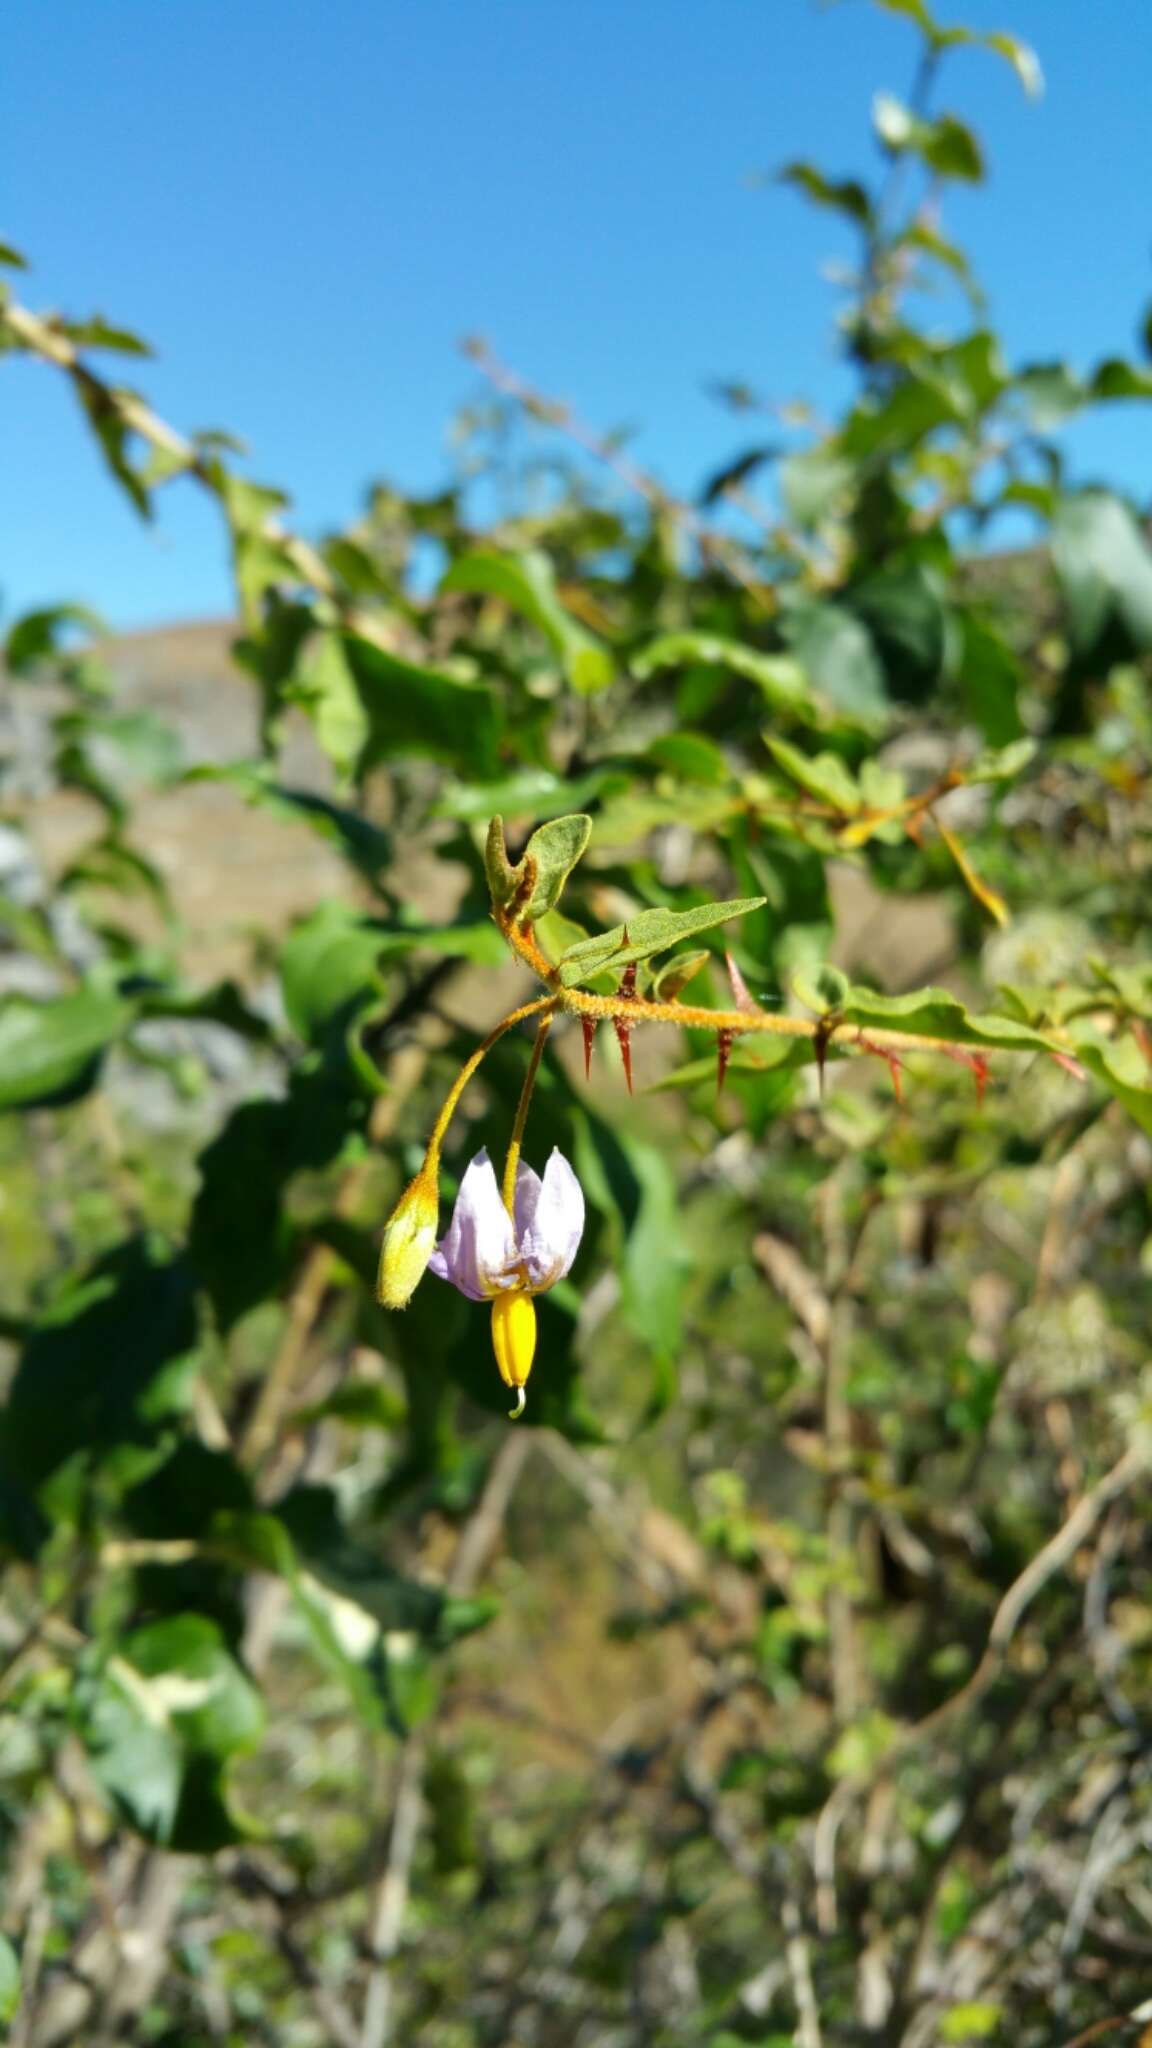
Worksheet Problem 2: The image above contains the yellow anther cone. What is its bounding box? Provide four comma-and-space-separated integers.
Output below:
490, 1291, 537, 1416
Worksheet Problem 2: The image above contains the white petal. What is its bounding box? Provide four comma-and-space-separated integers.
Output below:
428, 1150, 516, 1300
519, 1147, 585, 1292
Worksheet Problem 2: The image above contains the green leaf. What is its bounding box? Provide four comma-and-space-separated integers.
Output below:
279, 903, 390, 1044
849, 564, 946, 703
955, 613, 1025, 745
646, 732, 731, 783
5, 602, 105, 674
872, 0, 939, 33
1089, 357, 1152, 402
651, 949, 712, 999
190, 1066, 367, 1329
838, 984, 1064, 1054
980, 32, 1043, 95
872, 94, 983, 180
441, 547, 613, 693
632, 631, 810, 709
0, 987, 132, 1109
766, 737, 860, 813
290, 628, 370, 778
780, 448, 854, 528
435, 764, 615, 825
74, 378, 152, 517
61, 707, 185, 792
964, 738, 1036, 784
1052, 490, 1152, 660
65, 316, 152, 357
84, 1614, 264, 1849
781, 603, 889, 721
0, 1238, 199, 1493
557, 897, 766, 987
0, 240, 28, 268
778, 161, 872, 225
342, 634, 501, 776
619, 1140, 686, 1361
519, 814, 593, 919
1014, 361, 1083, 428
1075, 1038, 1152, 1137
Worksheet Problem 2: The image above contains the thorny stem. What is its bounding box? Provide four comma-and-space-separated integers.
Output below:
502, 1014, 554, 1214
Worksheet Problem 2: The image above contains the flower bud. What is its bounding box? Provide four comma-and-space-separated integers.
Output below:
376, 1163, 440, 1309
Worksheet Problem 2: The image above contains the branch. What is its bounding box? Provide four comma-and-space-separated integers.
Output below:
358, 1430, 533, 2048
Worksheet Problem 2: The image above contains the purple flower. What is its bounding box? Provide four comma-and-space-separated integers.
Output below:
428, 1148, 585, 1301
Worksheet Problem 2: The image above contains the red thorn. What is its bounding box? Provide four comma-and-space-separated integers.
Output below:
941, 1045, 991, 1108
725, 951, 757, 1014
581, 1016, 597, 1081
613, 1016, 634, 1094
717, 1028, 734, 1094
856, 1032, 905, 1104
619, 958, 638, 1002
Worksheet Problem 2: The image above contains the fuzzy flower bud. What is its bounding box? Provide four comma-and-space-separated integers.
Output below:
376, 1162, 440, 1309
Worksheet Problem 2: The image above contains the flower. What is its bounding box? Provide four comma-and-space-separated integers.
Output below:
428, 1147, 585, 1414
376, 1162, 441, 1309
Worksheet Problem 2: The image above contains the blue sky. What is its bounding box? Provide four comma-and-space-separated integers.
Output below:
2, 0, 1150, 630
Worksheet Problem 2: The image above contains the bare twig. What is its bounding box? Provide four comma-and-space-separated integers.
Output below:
358, 1430, 533, 2048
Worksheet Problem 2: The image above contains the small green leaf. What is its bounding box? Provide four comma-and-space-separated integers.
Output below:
778, 161, 872, 224
1014, 361, 1083, 428
1090, 358, 1152, 401
793, 964, 850, 1014
839, 984, 1063, 1054
5, 602, 105, 674
84, 1614, 264, 1850
651, 949, 712, 999
1075, 1037, 1152, 1137
632, 631, 809, 709
65, 316, 153, 357
1, 1238, 199, 1493
0, 987, 132, 1109
981, 32, 1042, 95
519, 813, 593, 919
558, 897, 766, 988
955, 613, 1025, 745
780, 448, 854, 528
766, 737, 861, 813
343, 634, 501, 776
1053, 490, 1152, 659
290, 629, 370, 778
872, 95, 983, 180
781, 602, 889, 720
964, 738, 1036, 784
441, 547, 613, 692
485, 815, 519, 911
279, 904, 390, 1044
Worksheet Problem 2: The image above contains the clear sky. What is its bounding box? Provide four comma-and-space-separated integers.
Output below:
2, 0, 1150, 631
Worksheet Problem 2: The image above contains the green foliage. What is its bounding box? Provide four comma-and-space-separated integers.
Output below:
2, 10, 1152, 2043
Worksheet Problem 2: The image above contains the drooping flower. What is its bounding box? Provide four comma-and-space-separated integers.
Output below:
376, 1161, 440, 1309
428, 1147, 585, 1415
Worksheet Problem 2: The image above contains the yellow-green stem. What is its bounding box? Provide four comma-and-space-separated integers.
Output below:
425, 995, 556, 1168
502, 1014, 554, 1214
